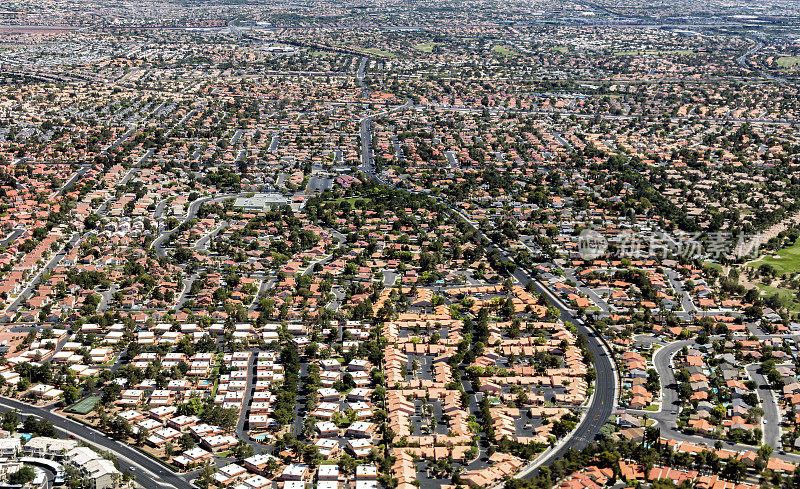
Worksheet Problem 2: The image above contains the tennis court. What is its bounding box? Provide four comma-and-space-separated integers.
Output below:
67, 396, 100, 414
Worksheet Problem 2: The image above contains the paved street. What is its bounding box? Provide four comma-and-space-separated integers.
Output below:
193, 221, 228, 252
358, 97, 618, 471
7, 233, 80, 313
650, 338, 799, 462
746, 364, 781, 449
0, 397, 193, 489
650, 339, 690, 422
151, 193, 243, 257
0, 227, 25, 247
514, 266, 617, 474
564, 270, 611, 314
665, 269, 697, 314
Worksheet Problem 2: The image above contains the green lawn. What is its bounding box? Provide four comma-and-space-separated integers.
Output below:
751, 238, 800, 275
327, 197, 371, 207
702, 261, 723, 274
363, 48, 396, 58
492, 45, 519, 56
413, 43, 435, 53
754, 283, 800, 312
777, 56, 800, 68
613, 49, 693, 56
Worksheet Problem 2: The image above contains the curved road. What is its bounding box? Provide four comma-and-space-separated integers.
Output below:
511, 266, 617, 471
650, 338, 793, 459
0, 227, 24, 247
151, 193, 243, 258
649, 339, 690, 425
0, 397, 193, 489
444, 209, 618, 469
357, 98, 618, 472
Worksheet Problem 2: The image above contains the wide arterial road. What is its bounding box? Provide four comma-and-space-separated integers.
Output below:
451, 211, 618, 473
0, 397, 194, 489
511, 266, 617, 472
358, 109, 617, 473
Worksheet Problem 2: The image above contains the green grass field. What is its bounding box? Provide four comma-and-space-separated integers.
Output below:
492, 45, 519, 56
751, 238, 800, 275
703, 261, 723, 274
777, 56, 800, 68
754, 283, 800, 312
363, 48, 395, 58
613, 49, 693, 56
413, 43, 435, 53
328, 197, 371, 207
67, 396, 100, 414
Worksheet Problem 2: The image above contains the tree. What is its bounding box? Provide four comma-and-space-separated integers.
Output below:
23, 417, 55, 437
232, 440, 254, 459
108, 418, 132, 440
338, 454, 357, 475
302, 444, 322, 467
8, 466, 35, 485
199, 404, 238, 429
721, 458, 746, 482
2, 410, 16, 433
65, 463, 92, 489
265, 458, 280, 477
63, 385, 79, 405
744, 305, 762, 319
196, 465, 215, 489
179, 433, 195, 451
136, 428, 149, 447
102, 383, 121, 404
646, 369, 660, 392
